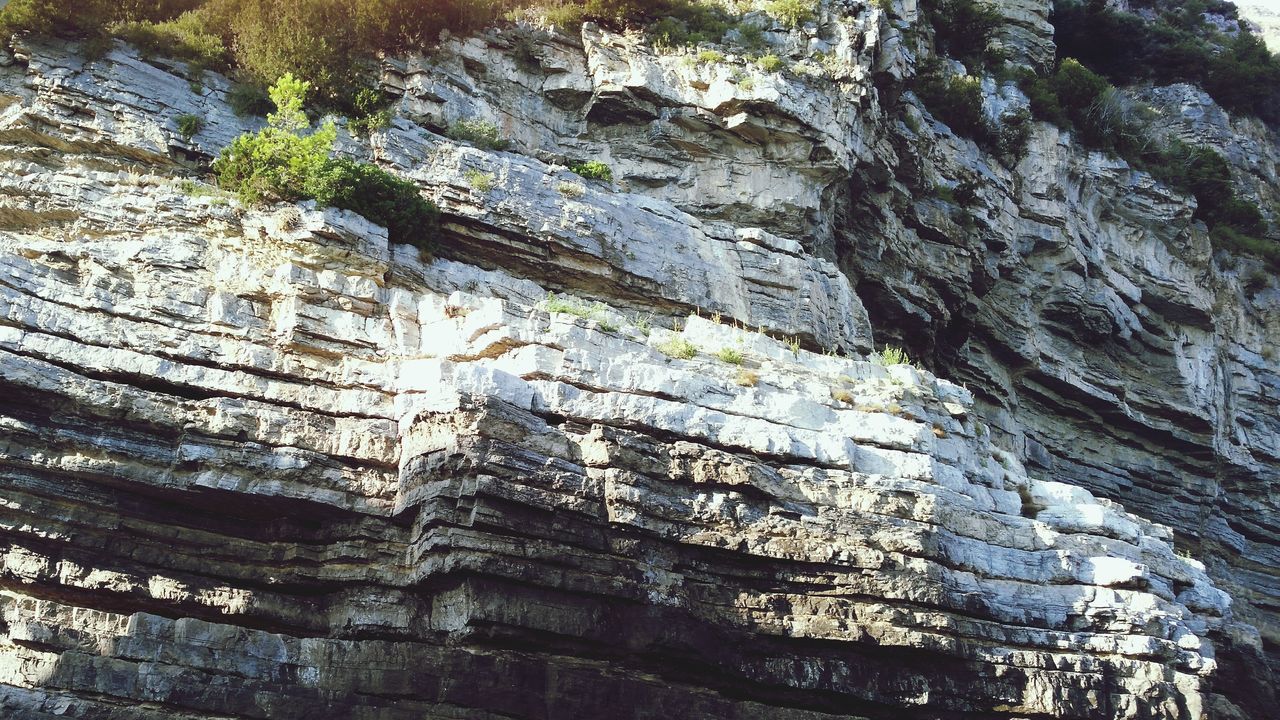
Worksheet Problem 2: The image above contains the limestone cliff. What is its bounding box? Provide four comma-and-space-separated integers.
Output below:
0, 1, 1276, 718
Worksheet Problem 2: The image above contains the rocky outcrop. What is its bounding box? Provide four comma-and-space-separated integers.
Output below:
0, 0, 1277, 717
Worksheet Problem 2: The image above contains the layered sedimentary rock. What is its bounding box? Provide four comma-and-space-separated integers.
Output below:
0, 0, 1277, 717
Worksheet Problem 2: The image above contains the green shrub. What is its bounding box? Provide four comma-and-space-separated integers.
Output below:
1211, 225, 1280, 269
757, 53, 784, 72
346, 87, 393, 136
1017, 59, 1148, 157
175, 112, 202, 140
765, 0, 818, 29
569, 160, 612, 182
912, 61, 996, 147
644, 1, 734, 48
0, 0, 199, 38
735, 22, 765, 51
1052, 0, 1280, 125
227, 82, 272, 117
649, 17, 689, 49
111, 10, 228, 69
214, 74, 437, 248
446, 118, 510, 151
996, 109, 1032, 163
697, 49, 725, 64
214, 75, 337, 205
1014, 67, 1068, 128
922, 0, 1001, 69
305, 157, 438, 248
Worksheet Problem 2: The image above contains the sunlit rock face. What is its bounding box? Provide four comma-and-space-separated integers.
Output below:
0, 0, 1276, 717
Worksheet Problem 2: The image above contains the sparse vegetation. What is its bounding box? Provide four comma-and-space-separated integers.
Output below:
1052, 0, 1280, 126
1012, 56, 1272, 262
697, 49, 725, 64
557, 182, 585, 197
715, 347, 744, 365
659, 337, 699, 359
757, 54, 784, 72
464, 169, 497, 193
876, 346, 912, 366
921, 0, 1002, 69
764, 0, 819, 29
569, 160, 613, 182
178, 179, 221, 198
228, 82, 272, 117
175, 112, 202, 140
447, 118, 510, 151
542, 293, 621, 331
544, 292, 606, 319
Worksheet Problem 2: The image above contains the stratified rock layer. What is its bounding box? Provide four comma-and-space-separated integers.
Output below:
0, 0, 1277, 717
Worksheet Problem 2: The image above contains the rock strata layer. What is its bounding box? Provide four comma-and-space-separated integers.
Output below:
0, 1, 1277, 717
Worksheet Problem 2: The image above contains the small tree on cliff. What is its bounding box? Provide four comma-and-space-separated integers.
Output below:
213, 74, 438, 250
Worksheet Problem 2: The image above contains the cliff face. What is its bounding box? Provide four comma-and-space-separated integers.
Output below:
0, 1, 1276, 718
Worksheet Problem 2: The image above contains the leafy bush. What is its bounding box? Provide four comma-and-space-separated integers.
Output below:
1017, 59, 1149, 157
214, 74, 337, 205
306, 157, 438, 247
644, 1, 734, 47
649, 17, 689, 49
214, 74, 437, 248
1013, 67, 1068, 127
996, 108, 1032, 163
570, 161, 613, 182
446, 118, 510, 151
